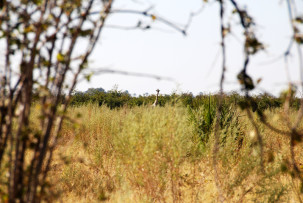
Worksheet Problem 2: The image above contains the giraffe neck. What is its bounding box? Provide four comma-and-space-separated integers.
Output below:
153, 92, 159, 106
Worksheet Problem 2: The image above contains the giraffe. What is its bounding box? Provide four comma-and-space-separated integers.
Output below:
152, 89, 160, 107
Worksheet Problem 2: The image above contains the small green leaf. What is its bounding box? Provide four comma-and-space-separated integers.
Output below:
57, 53, 65, 62
294, 16, 303, 24
84, 73, 93, 82
79, 29, 92, 37
33, 0, 42, 5
24, 25, 35, 33
80, 60, 88, 70
294, 33, 303, 44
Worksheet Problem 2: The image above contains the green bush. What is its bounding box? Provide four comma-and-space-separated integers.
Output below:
69, 88, 301, 111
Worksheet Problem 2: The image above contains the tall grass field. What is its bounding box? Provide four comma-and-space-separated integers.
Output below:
39, 101, 302, 203
2, 102, 302, 202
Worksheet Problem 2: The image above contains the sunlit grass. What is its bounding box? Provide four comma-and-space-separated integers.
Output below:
42, 104, 303, 202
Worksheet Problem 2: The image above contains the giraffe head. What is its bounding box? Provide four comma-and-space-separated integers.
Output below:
156, 89, 160, 94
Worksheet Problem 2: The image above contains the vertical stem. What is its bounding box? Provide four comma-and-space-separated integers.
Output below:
212, 0, 226, 202
246, 108, 265, 173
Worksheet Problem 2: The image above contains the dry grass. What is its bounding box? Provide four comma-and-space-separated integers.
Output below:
40, 104, 303, 202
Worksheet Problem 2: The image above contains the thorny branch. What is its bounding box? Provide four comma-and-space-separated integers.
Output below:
230, 0, 303, 193
282, 0, 303, 184
212, 0, 267, 200
212, 1, 303, 200
228, 0, 266, 173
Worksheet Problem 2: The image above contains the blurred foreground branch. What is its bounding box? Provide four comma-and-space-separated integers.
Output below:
0, 0, 194, 202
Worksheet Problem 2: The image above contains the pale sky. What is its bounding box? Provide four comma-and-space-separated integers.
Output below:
77, 0, 303, 96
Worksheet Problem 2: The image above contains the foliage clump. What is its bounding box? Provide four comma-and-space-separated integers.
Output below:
70, 88, 301, 110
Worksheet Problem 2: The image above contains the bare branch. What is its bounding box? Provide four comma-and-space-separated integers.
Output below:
81, 68, 177, 83
103, 7, 191, 35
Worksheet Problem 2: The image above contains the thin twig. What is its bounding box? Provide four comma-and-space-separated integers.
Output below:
81, 68, 177, 83
212, 1, 226, 202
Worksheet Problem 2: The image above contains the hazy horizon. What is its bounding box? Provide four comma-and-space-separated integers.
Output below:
76, 0, 303, 97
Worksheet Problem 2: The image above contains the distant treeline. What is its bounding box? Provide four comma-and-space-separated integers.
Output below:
69, 88, 301, 110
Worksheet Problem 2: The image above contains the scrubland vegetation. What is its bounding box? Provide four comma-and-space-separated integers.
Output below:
69, 88, 301, 110
35, 95, 303, 202
1, 0, 302, 201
